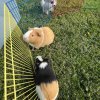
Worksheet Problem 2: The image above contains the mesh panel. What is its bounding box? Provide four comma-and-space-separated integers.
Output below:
4, 4, 38, 100
6, 0, 21, 23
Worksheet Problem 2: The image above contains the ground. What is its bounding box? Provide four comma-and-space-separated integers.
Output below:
0, 0, 100, 99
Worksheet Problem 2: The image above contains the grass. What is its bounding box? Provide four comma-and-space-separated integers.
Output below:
31, 11, 100, 99
0, 48, 3, 100
0, 0, 100, 99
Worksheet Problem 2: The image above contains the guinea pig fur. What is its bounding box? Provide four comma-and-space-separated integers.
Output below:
34, 56, 59, 100
23, 27, 55, 49
41, 0, 57, 15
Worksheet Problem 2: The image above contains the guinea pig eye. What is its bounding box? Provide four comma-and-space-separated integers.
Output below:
32, 35, 34, 37
51, 1, 54, 4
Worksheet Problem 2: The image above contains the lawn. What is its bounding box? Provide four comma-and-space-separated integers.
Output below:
0, 48, 3, 99
0, 0, 100, 99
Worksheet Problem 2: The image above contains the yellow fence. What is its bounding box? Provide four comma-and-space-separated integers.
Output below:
4, 4, 38, 100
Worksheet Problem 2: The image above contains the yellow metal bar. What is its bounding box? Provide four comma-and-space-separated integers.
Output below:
4, 4, 35, 100
6, 73, 33, 76
12, 38, 30, 54
11, 25, 22, 37
12, 37, 29, 52
6, 42, 11, 48
29, 94, 38, 100
6, 78, 34, 81
6, 44, 12, 50
8, 9, 17, 100
7, 81, 34, 88
16, 84, 35, 93
12, 33, 29, 49
23, 89, 36, 100
6, 53, 31, 70
6, 67, 13, 70
12, 43, 29, 56
6, 62, 32, 71
7, 92, 14, 96
13, 49, 31, 62
6, 51, 30, 64
6, 52, 31, 67
17, 86, 35, 99
6, 57, 31, 66
13, 65, 32, 72
12, 48, 31, 61
6, 49, 11, 54
4, 4, 7, 100
14, 61, 32, 69
6, 67, 33, 74
6, 58, 32, 70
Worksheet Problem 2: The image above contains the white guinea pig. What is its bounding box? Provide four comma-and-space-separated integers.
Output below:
41, 0, 57, 15
34, 56, 59, 100
23, 27, 55, 49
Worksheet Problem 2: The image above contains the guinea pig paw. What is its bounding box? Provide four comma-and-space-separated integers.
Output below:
31, 48, 35, 51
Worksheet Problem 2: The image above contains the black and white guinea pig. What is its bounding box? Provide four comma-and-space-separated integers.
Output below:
34, 56, 59, 100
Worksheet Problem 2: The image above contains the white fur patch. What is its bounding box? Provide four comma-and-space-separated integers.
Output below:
23, 30, 33, 42
41, 0, 45, 7
34, 27, 40, 29
36, 86, 46, 100
39, 62, 48, 69
36, 56, 43, 62
54, 0, 57, 6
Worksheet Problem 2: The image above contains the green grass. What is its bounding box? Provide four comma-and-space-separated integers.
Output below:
31, 11, 100, 99
83, 0, 100, 9
0, 49, 3, 100
0, 0, 100, 99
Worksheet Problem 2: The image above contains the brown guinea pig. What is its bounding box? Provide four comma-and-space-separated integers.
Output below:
23, 27, 55, 49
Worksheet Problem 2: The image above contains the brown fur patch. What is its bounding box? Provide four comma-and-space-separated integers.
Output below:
28, 27, 55, 49
29, 28, 43, 48
40, 81, 59, 100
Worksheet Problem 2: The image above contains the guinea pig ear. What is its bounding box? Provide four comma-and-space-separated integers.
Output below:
35, 30, 42, 37
44, 58, 52, 67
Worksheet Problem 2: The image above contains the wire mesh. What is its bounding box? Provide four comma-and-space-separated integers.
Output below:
6, 0, 21, 23
4, 4, 38, 100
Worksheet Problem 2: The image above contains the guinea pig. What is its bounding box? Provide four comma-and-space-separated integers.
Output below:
23, 27, 55, 50
34, 56, 59, 100
41, 0, 57, 15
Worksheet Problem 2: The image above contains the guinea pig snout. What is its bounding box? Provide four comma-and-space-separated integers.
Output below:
23, 35, 29, 42
23, 30, 33, 42
54, 4, 56, 6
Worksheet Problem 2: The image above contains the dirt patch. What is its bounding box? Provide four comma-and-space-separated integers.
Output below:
52, 0, 84, 17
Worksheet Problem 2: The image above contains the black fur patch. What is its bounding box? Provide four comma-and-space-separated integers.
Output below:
34, 57, 57, 85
